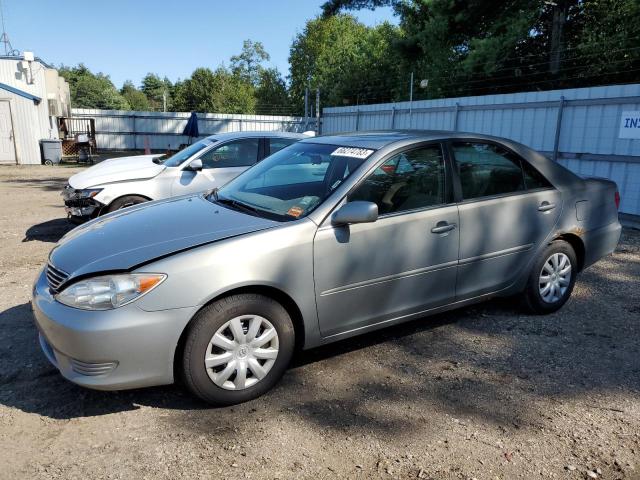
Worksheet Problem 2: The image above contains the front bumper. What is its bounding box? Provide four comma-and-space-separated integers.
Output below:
31, 267, 197, 390
62, 185, 103, 220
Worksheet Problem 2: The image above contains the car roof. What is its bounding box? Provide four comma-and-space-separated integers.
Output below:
203, 131, 309, 142
301, 130, 519, 150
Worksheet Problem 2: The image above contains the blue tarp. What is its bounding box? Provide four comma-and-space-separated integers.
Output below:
0, 82, 41, 104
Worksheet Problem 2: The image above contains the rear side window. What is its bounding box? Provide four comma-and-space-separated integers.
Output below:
268, 138, 298, 155
451, 142, 549, 200
200, 138, 259, 168
349, 144, 446, 215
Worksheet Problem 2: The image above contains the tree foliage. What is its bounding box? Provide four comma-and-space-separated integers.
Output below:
230, 40, 270, 86
141, 73, 173, 111
317, 0, 640, 100
58, 64, 130, 110
289, 14, 401, 110
120, 81, 150, 111
172, 67, 256, 114
255, 68, 290, 114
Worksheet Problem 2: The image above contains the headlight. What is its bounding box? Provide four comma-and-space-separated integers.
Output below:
62, 188, 103, 200
55, 273, 166, 310
77, 188, 103, 199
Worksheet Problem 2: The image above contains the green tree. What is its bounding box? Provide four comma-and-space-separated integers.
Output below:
120, 80, 151, 111
255, 68, 290, 114
230, 40, 270, 86
289, 15, 401, 111
141, 73, 173, 111
58, 64, 130, 110
321, 0, 640, 98
172, 67, 256, 114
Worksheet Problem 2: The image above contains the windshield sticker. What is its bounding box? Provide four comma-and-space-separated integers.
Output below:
331, 147, 374, 159
287, 206, 305, 218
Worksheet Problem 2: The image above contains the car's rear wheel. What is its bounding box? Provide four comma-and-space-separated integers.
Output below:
105, 195, 148, 213
181, 294, 295, 406
523, 240, 577, 314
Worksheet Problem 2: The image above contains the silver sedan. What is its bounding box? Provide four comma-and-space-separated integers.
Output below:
32, 131, 622, 405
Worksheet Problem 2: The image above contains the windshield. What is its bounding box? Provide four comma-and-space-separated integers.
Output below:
155, 140, 213, 167
213, 143, 374, 220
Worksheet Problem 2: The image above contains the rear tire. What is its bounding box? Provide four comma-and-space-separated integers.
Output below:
105, 195, 148, 213
523, 240, 577, 314
182, 294, 295, 406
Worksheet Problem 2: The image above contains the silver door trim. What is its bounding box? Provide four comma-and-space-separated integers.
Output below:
320, 259, 458, 296
458, 243, 534, 265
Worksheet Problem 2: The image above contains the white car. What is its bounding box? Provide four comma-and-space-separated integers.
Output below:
62, 131, 310, 222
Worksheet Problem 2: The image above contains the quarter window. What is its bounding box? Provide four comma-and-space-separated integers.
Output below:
451, 142, 549, 200
349, 145, 446, 215
200, 138, 259, 169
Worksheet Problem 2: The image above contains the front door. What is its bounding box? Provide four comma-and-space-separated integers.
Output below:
172, 138, 260, 196
0, 101, 16, 164
314, 143, 459, 338
450, 141, 563, 299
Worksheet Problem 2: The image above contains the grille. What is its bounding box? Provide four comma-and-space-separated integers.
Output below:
46, 263, 69, 293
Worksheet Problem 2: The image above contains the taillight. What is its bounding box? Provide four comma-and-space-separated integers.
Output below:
381, 165, 395, 175
614, 191, 620, 210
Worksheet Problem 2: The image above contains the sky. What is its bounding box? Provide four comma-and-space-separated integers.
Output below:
3, 0, 396, 88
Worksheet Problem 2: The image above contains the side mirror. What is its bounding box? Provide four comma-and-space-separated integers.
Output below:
332, 201, 378, 226
186, 159, 203, 171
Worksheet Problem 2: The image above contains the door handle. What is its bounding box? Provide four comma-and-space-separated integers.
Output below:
538, 201, 556, 212
431, 222, 456, 234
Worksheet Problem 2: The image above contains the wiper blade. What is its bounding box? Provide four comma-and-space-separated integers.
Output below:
216, 197, 261, 216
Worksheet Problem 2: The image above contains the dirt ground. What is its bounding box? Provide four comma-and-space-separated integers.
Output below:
0, 164, 638, 480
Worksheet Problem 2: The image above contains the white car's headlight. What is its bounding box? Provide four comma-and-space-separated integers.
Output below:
55, 273, 166, 310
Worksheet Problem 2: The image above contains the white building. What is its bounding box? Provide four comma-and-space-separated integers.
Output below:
0, 53, 71, 165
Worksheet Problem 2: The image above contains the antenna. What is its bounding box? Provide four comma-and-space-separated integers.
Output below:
0, 0, 19, 56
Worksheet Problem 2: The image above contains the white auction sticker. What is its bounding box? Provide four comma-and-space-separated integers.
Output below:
331, 147, 374, 159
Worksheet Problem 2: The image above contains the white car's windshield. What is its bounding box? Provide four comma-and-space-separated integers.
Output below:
155, 140, 213, 167
212, 143, 375, 220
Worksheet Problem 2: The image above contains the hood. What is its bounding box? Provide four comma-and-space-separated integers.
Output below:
68, 154, 165, 189
49, 195, 279, 280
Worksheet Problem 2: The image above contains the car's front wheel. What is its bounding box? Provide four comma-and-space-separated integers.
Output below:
523, 240, 577, 314
105, 195, 148, 213
181, 294, 295, 406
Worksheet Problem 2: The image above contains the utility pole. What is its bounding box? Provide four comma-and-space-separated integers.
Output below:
315, 88, 321, 135
304, 88, 309, 120
162, 90, 167, 112
409, 72, 414, 127
549, 1, 567, 76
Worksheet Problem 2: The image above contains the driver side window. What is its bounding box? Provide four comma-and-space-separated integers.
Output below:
199, 138, 259, 169
349, 144, 446, 215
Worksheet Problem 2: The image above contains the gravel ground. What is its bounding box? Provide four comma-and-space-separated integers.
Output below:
0, 164, 639, 480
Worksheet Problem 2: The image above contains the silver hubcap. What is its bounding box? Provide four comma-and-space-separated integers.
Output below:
204, 315, 279, 391
539, 252, 572, 303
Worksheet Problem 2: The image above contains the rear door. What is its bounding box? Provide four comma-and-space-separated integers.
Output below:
171, 138, 260, 195
450, 141, 562, 299
314, 143, 460, 338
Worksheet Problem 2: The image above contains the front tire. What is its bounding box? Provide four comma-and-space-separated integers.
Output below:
523, 240, 577, 314
182, 294, 295, 406
105, 195, 148, 213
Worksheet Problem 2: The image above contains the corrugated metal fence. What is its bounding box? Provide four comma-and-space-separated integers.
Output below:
71, 109, 316, 151
322, 84, 640, 216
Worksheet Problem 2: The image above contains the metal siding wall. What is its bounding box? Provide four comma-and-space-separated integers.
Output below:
71, 109, 315, 152
0, 59, 55, 165
323, 84, 640, 216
